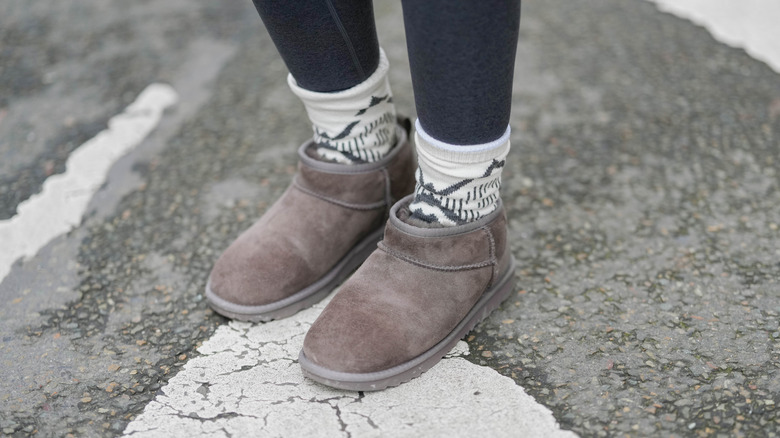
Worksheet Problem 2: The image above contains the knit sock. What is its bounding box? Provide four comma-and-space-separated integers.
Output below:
288, 48, 397, 164
409, 120, 510, 226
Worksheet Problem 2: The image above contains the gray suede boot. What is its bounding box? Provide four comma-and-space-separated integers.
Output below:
299, 194, 516, 391
206, 118, 415, 321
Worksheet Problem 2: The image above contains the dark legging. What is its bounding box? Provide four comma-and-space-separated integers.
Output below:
251, 0, 521, 146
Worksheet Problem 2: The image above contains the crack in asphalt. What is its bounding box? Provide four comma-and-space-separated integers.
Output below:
123, 305, 574, 437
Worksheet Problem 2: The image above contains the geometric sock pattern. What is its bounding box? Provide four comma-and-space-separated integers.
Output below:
288, 49, 397, 164
409, 120, 510, 226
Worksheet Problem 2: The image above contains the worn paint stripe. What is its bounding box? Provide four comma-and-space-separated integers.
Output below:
648, 0, 780, 74
0, 84, 178, 284
123, 295, 578, 438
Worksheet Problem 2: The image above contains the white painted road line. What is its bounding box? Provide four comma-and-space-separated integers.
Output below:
0, 84, 178, 284
123, 294, 578, 438
649, 0, 780, 74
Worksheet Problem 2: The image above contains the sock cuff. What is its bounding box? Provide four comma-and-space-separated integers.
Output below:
414, 119, 511, 164
288, 48, 390, 101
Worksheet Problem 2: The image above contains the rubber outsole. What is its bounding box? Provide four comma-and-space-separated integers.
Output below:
298, 256, 518, 391
205, 226, 385, 322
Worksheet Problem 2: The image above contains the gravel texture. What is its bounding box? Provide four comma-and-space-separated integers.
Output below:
1, 0, 779, 437
468, 1, 780, 436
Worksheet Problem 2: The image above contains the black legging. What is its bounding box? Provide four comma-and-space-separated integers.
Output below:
251, 0, 521, 146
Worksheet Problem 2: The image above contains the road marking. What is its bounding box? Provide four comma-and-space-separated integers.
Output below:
123, 295, 578, 438
0, 84, 178, 284
649, 0, 780, 74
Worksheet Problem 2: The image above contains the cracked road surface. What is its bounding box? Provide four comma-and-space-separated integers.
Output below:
123, 296, 574, 437
2, 0, 780, 436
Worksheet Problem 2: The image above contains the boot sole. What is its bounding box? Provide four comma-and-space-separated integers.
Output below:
298, 256, 518, 391
205, 226, 385, 322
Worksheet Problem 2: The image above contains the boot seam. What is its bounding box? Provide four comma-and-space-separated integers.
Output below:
483, 225, 499, 289
381, 167, 393, 212
292, 179, 386, 211
376, 234, 496, 272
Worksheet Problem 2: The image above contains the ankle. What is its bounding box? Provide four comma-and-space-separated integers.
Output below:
288, 48, 397, 165
409, 120, 510, 226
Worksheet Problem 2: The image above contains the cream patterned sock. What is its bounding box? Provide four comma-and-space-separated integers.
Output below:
288, 49, 397, 164
409, 120, 510, 226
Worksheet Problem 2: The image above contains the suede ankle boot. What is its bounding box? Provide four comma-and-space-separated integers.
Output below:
299, 194, 516, 391
206, 118, 415, 321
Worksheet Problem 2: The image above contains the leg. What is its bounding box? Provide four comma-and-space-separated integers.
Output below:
252, 0, 379, 92
402, 0, 521, 225
206, 2, 416, 321
301, 1, 521, 390
253, 0, 398, 164
402, 0, 521, 144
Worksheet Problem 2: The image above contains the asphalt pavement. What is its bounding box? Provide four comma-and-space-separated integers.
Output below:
1, 0, 779, 437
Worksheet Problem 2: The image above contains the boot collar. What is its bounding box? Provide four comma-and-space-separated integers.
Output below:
389, 195, 505, 238
297, 123, 409, 175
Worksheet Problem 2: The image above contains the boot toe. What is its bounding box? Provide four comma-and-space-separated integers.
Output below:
209, 236, 316, 307
303, 297, 411, 374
